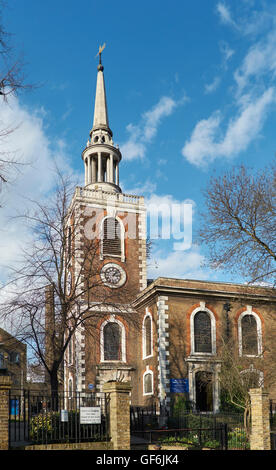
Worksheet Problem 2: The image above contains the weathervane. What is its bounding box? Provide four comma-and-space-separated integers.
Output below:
96, 43, 106, 65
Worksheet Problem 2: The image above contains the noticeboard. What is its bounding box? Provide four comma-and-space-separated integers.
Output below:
80, 406, 101, 424
170, 378, 189, 393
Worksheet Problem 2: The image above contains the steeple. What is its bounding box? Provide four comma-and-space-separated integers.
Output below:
82, 45, 122, 193
91, 47, 111, 137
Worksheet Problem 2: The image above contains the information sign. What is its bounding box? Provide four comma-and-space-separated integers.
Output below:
170, 378, 189, 393
80, 406, 101, 424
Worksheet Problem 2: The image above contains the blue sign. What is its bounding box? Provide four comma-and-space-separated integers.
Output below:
10, 399, 19, 416
88, 384, 94, 390
170, 378, 189, 393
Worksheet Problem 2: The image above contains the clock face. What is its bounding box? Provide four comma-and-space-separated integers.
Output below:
100, 263, 126, 288
104, 266, 121, 284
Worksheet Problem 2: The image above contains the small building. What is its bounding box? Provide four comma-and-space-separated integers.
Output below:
0, 328, 27, 392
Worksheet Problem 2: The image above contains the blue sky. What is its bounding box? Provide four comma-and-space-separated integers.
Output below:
1, 0, 276, 284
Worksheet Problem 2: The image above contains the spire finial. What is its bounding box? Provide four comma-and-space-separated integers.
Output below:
96, 43, 106, 70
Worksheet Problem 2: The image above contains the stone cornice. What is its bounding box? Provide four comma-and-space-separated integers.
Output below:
133, 277, 276, 308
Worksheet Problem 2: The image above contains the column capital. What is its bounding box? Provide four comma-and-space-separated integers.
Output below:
103, 381, 131, 394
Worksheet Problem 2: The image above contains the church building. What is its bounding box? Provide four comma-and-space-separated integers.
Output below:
63, 52, 276, 413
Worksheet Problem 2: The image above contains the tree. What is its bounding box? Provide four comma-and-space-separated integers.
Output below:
0, 169, 140, 404
199, 162, 276, 286
0, 1, 32, 194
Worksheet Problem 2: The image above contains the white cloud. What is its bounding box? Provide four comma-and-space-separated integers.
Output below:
148, 245, 206, 280
121, 178, 157, 196
219, 41, 235, 66
182, 87, 276, 166
234, 30, 276, 95
0, 96, 76, 280
216, 1, 276, 38
216, 2, 238, 29
204, 76, 221, 94
120, 96, 184, 160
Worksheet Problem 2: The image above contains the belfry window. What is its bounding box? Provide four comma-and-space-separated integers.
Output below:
194, 311, 212, 353
101, 217, 124, 261
103, 322, 122, 361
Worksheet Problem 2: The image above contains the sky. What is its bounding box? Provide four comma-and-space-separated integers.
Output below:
1, 0, 276, 285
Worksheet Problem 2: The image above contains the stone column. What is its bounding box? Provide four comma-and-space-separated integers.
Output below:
92, 157, 97, 183
106, 156, 110, 183
103, 381, 132, 450
87, 156, 91, 184
115, 161, 119, 186
110, 153, 114, 183
0, 375, 12, 450
249, 388, 271, 450
98, 153, 102, 182
84, 158, 88, 186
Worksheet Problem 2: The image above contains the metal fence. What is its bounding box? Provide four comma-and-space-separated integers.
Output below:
169, 411, 248, 450
130, 407, 249, 450
9, 390, 109, 448
131, 425, 228, 450
130, 404, 158, 431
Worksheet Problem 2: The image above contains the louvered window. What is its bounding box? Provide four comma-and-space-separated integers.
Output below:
102, 218, 122, 258
194, 311, 212, 353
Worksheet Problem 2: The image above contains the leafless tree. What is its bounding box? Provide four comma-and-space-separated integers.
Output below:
0, 1, 33, 196
199, 162, 276, 286
0, 169, 140, 404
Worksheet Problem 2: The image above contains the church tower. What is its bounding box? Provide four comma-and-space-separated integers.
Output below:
64, 48, 147, 399
82, 47, 121, 193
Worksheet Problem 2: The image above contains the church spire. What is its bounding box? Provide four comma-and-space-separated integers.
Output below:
90, 43, 112, 138
82, 45, 122, 193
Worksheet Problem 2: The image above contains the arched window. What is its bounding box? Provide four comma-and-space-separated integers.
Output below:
103, 322, 121, 361
194, 311, 212, 353
143, 367, 153, 395
100, 317, 126, 362
142, 312, 153, 359
101, 217, 125, 261
190, 304, 216, 355
238, 308, 262, 357
241, 315, 258, 356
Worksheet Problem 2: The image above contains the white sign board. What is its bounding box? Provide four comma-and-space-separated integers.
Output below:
61, 410, 68, 422
80, 407, 101, 424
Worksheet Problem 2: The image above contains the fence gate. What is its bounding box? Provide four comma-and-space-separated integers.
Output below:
9, 389, 110, 449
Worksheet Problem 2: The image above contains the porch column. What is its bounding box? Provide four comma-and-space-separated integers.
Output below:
103, 381, 132, 450
249, 388, 271, 450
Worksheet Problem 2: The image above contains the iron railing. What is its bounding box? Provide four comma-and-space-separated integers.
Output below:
131, 425, 228, 450
9, 390, 109, 448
